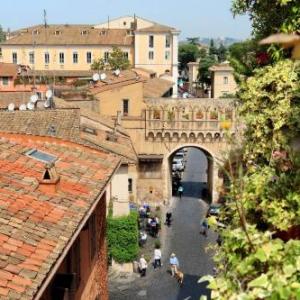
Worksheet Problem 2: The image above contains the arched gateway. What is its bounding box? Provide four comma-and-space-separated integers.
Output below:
124, 98, 236, 204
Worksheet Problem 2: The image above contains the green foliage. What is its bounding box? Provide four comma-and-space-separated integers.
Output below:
178, 43, 200, 69
0, 25, 6, 43
202, 60, 300, 299
198, 54, 216, 87
186, 37, 200, 45
107, 211, 139, 263
91, 47, 130, 71
232, 0, 300, 38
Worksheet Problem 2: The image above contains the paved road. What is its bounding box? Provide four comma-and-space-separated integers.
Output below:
109, 148, 216, 300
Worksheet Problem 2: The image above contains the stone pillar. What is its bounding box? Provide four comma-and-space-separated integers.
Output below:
171, 32, 180, 98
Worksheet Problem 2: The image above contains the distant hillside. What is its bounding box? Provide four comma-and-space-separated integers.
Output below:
179, 37, 242, 47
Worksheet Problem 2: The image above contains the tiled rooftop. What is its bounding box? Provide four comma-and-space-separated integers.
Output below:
1, 25, 133, 46
0, 133, 120, 299
0, 63, 18, 77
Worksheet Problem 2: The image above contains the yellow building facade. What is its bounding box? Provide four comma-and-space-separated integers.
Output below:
0, 16, 180, 96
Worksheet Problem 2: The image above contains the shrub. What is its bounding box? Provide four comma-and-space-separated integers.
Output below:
107, 211, 139, 263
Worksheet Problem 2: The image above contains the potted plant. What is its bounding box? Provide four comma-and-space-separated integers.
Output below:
210, 110, 218, 120
167, 110, 175, 121
195, 110, 204, 119
153, 109, 161, 120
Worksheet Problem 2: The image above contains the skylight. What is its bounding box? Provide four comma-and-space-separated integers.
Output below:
26, 149, 57, 163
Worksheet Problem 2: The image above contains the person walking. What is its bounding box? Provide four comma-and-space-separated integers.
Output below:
200, 218, 208, 237
169, 253, 179, 277
178, 185, 183, 199
139, 254, 148, 277
154, 245, 162, 269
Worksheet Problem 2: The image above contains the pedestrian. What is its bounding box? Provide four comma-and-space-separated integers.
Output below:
150, 217, 157, 237
200, 218, 208, 237
169, 253, 179, 277
154, 245, 162, 269
139, 254, 148, 277
178, 185, 183, 199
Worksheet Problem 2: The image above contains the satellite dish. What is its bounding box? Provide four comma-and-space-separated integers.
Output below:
27, 102, 35, 110
44, 99, 51, 108
46, 90, 53, 99
8, 103, 15, 111
92, 73, 100, 82
100, 73, 107, 80
114, 69, 120, 76
19, 104, 27, 111
30, 94, 39, 103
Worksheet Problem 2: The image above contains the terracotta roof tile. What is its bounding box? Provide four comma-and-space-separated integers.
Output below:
0, 63, 18, 77
0, 133, 120, 298
2, 25, 133, 46
135, 24, 177, 33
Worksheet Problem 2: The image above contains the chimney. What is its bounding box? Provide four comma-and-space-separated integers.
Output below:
38, 162, 60, 194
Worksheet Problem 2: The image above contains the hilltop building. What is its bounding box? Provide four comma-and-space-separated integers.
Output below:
0, 16, 180, 97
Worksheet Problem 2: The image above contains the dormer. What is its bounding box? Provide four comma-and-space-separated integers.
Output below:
54, 30, 62, 36
100, 30, 107, 36
33, 29, 40, 35
81, 30, 88, 36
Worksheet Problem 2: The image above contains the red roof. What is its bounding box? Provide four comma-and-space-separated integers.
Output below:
0, 63, 18, 77
0, 133, 120, 299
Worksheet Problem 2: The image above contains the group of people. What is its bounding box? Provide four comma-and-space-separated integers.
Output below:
139, 248, 180, 279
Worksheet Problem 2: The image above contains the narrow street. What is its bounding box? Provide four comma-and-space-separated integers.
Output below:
109, 148, 216, 300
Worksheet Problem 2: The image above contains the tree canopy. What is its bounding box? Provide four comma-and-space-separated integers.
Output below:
91, 47, 130, 71
178, 43, 200, 69
0, 25, 6, 43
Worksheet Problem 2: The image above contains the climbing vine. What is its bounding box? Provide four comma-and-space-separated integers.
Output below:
200, 60, 300, 299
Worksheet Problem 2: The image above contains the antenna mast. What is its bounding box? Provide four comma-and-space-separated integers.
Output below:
43, 9, 47, 28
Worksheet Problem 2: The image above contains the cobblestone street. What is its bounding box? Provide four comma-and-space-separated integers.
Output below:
109, 149, 216, 300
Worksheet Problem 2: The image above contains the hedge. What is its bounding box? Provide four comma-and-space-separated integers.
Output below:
107, 211, 139, 263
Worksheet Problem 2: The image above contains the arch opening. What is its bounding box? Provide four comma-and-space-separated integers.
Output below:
167, 145, 214, 202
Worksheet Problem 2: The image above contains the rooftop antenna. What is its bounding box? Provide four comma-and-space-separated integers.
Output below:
43, 9, 47, 28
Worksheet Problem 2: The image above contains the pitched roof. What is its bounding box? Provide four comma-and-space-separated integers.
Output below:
135, 23, 177, 33
1, 25, 133, 46
209, 62, 234, 72
0, 107, 137, 163
0, 92, 33, 109
0, 133, 120, 299
0, 63, 18, 77
143, 77, 173, 98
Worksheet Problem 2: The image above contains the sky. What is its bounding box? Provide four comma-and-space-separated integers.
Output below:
0, 0, 251, 40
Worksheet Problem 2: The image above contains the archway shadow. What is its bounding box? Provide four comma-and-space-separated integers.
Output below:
181, 181, 209, 203
176, 274, 211, 300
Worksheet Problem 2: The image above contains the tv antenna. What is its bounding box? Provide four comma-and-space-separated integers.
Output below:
43, 9, 47, 28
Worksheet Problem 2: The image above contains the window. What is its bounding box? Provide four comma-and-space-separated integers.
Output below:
44, 52, 50, 64
149, 35, 154, 48
89, 214, 97, 261
12, 52, 17, 64
73, 52, 78, 64
128, 178, 133, 192
123, 52, 129, 60
26, 149, 57, 163
2, 77, 9, 86
223, 76, 228, 84
0, 48, 2, 57
148, 51, 154, 60
29, 52, 35, 64
81, 30, 88, 35
104, 52, 109, 63
166, 35, 171, 48
86, 52, 92, 64
59, 52, 64, 64
123, 99, 129, 116
165, 51, 170, 60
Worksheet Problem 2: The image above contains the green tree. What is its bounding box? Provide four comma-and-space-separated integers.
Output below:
108, 46, 130, 70
232, 0, 300, 39
198, 54, 216, 87
91, 47, 130, 72
0, 25, 6, 42
186, 37, 200, 45
217, 43, 227, 62
178, 43, 200, 69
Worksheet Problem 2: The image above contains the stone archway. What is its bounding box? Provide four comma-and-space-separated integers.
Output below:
162, 143, 222, 203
